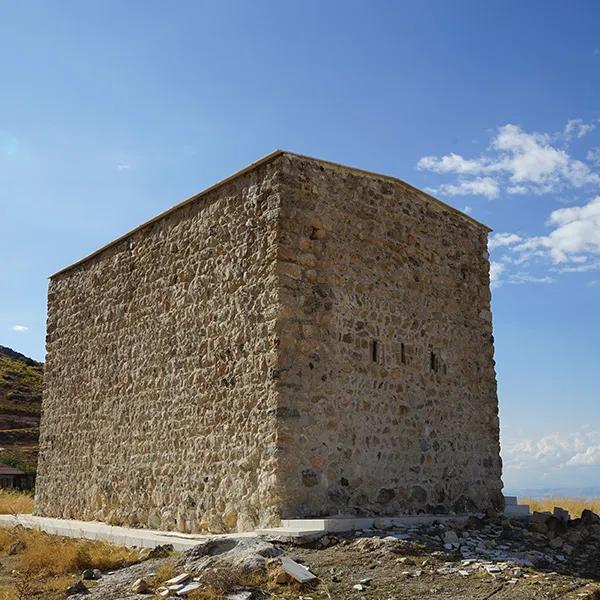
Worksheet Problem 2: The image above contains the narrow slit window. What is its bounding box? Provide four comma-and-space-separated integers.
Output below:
430, 351, 437, 372
401, 343, 406, 364
371, 340, 379, 363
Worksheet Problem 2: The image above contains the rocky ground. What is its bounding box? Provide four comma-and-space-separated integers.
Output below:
59, 509, 600, 600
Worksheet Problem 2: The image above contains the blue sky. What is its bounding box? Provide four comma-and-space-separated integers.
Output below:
1, 1, 599, 491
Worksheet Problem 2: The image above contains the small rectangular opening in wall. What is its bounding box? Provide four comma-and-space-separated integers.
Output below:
430, 351, 437, 372
401, 343, 406, 364
371, 340, 379, 363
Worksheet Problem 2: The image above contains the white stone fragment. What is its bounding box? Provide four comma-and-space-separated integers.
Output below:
177, 582, 202, 596
280, 557, 317, 583
165, 573, 190, 586
226, 592, 252, 600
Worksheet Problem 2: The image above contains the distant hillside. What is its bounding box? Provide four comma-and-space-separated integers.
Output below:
0, 345, 43, 472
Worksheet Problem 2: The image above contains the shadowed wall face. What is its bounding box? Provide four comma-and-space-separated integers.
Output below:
274, 155, 503, 518
36, 153, 503, 533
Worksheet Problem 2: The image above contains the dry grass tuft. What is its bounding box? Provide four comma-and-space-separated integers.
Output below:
154, 560, 176, 584
186, 562, 312, 600
0, 491, 33, 515
521, 497, 600, 518
0, 527, 139, 577
0, 585, 17, 600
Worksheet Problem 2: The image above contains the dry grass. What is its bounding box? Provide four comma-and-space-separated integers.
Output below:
520, 497, 600, 517
0, 527, 139, 577
0, 491, 33, 515
186, 562, 311, 600
154, 560, 176, 584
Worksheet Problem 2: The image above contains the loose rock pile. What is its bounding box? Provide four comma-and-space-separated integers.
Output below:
68, 509, 600, 598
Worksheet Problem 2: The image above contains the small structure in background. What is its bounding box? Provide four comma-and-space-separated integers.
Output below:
0, 464, 34, 490
503, 495, 530, 517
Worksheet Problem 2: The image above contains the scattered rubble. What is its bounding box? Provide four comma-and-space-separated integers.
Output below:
131, 578, 149, 593
7, 540, 25, 556
66, 509, 600, 599
66, 580, 89, 596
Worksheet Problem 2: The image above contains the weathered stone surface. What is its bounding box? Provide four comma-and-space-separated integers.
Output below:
177, 536, 282, 575
274, 155, 502, 519
35, 151, 502, 532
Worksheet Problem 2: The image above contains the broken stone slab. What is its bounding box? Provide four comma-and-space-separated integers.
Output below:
177, 581, 202, 596
226, 592, 253, 600
165, 573, 191, 586
280, 556, 317, 583
436, 567, 458, 575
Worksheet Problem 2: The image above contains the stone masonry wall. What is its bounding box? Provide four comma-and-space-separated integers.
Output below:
273, 154, 503, 518
36, 160, 284, 533
36, 151, 503, 532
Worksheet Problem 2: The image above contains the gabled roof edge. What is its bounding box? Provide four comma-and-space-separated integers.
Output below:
283, 151, 492, 233
50, 149, 286, 278
50, 149, 491, 279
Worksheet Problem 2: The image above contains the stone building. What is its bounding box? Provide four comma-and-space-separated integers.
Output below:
35, 151, 503, 533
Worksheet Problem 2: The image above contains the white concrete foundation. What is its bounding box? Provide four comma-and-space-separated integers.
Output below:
0, 496, 529, 548
256, 514, 473, 538
0, 515, 254, 551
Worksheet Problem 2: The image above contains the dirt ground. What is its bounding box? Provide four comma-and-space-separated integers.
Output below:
3, 513, 600, 599
289, 539, 600, 600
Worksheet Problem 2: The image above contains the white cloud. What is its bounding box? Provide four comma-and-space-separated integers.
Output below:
567, 446, 600, 466
487, 196, 600, 287
463, 205, 473, 214
489, 232, 523, 251
116, 163, 131, 171
418, 120, 600, 197
503, 431, 600, 475
492, 124, 599, 189
417, 153, 487, 175
434, 177, 500, 199
507, 185, 528, 195
10, 325, 28, 332
489, 261, 505, 288
564, 118, 596, 140
506, 273, 554, 285
514, 196, 600, 264
587, 147, 600, 166
557, 260, 600, 273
